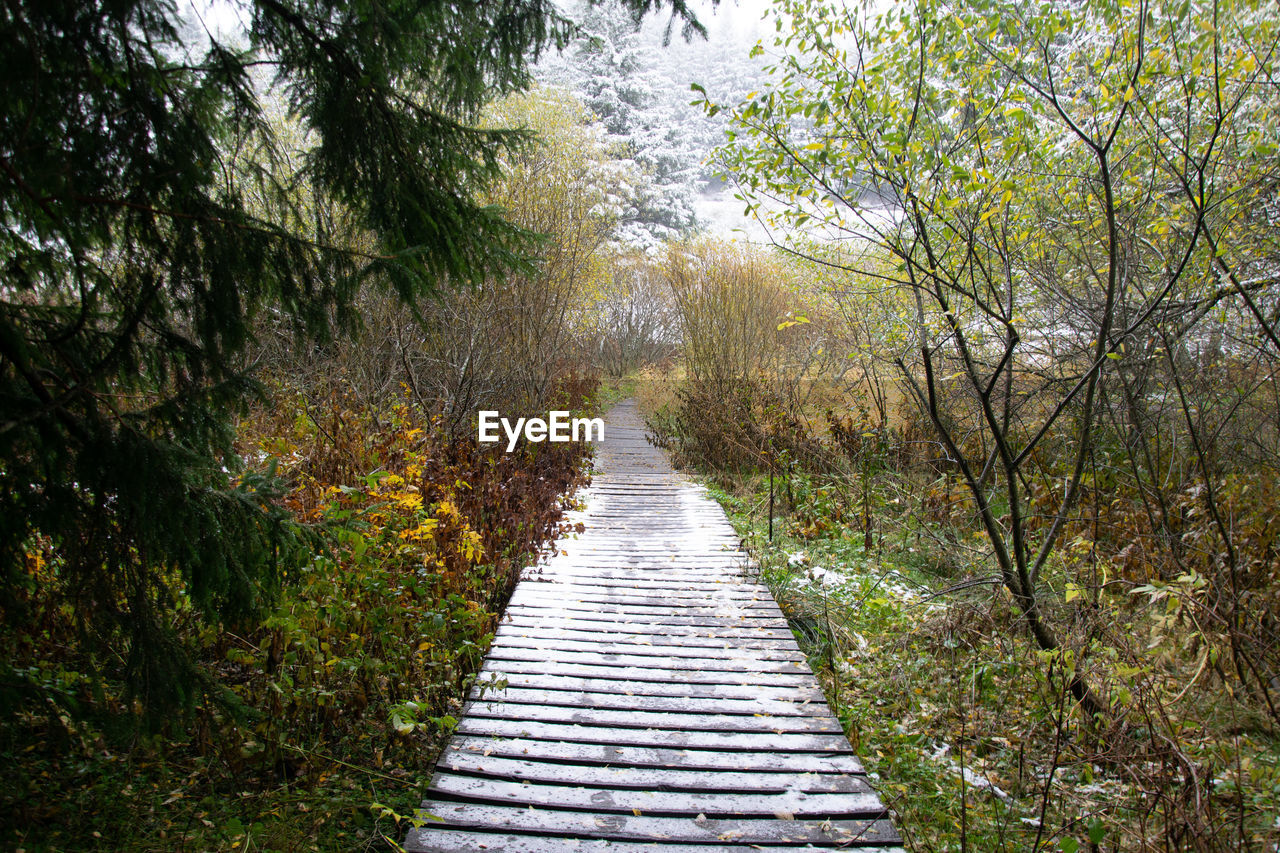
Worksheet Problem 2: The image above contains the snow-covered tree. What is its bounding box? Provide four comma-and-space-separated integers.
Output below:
537, 0, 773, 246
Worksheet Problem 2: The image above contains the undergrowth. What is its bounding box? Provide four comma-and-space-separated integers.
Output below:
2, 387, 591, 852
704, 471, 1280, 853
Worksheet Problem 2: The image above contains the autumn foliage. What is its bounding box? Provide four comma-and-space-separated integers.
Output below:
1, 387, 589, 849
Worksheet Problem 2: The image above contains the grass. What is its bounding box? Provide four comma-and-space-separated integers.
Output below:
700, 473, 1280, 853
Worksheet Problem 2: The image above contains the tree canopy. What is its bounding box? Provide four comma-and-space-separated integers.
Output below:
0, 0, 704, 712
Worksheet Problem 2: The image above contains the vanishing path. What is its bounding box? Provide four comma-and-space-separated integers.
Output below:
406, 399, 902, 851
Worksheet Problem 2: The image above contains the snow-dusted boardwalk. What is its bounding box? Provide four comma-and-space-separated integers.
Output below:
406, 400, 901, 852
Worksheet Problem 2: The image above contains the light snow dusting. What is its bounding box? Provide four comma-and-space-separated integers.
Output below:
536, 0, 775, 245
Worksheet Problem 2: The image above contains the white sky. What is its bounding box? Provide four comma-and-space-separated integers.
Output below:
178, 0, 249, 47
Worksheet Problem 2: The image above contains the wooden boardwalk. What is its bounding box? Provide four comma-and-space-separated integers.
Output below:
405, 400, 902, 852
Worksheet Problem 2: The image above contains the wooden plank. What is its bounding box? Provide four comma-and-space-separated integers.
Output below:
535, 562, 748, 570
581, 522, 737, 527
583, 499, 730, 505
485, 646, 810, 675
471, 671, 827, 703
502, 604, 788, 629
405, 829, 906, 853
534, 552, 748, 562
506, 591, 768, 612
523, 571, 756, 585
479, 659, 814, 687
559, 534, 739, 542
529, 564, 751, 574
492, 632, 807, 661
562, 542, 740, 548
568, 534, 739, 541
527, 568, 755, 579
522, 563, 747, 578
500, 615, 789, 635
497, 617, 799, 646
462, 700, 844, 733
426, 773, 886, 816
502, 610, 781, 628
518, 577, 763, 595
496, 622, 801, 650
514, 585, 773, 603
553, 546, 742, 554
454, 718, 853, 752
553, 550, 740, 556
486, 647, 805, 674
522, 572, 760, 587
506, 584, 768, 604
436, 753, 867, 792
513, 582, 769, 599
506, 592, 774, 611
578, 493, 728, 501
545, 544, 741, 551
507, 593, 780, 617
445, 736, 864, 773
506, 595, 775, 614
522, 569, 757, 584
511, 585, 774, 607
412, 802, 900, 846
573, 518, 738, 527
510, 590, 771, 608
552, 531, 738, 538
474, 686, 832, 717
554, 524, 735, 532
570, 508, 727, 514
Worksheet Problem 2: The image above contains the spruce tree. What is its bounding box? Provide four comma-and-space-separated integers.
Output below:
0, 0, 703, 713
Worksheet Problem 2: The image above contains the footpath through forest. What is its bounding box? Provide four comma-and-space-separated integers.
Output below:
405, 399, 902, 851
